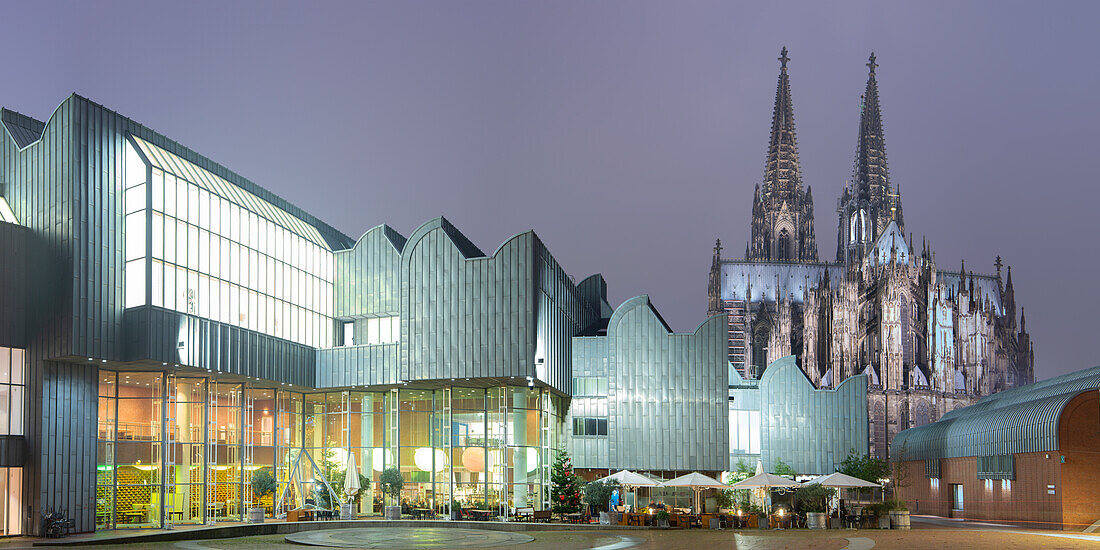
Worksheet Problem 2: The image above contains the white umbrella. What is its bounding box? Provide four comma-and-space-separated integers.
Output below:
661, 472, 728, 513
596, 470, 661, 487
731, 471, 801, 517
730, 473, 802, 489
597, 470, 661, 510
804, 472, 881, 515
803, 472, 881, 489
343, 451, 361, 501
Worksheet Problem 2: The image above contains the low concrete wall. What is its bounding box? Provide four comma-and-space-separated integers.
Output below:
35, 519, 649, 546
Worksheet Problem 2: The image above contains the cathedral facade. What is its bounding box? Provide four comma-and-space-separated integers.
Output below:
707, 50, 1035, 458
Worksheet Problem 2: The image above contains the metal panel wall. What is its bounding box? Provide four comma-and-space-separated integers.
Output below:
399, 218, 535, 382
569, 336, 610, 469
533, 240, 598, 395
0, 221, 29, 348
576, 296, 728, 472
122, 307, 316, 387
758, 355, 869, 475
34, 360, 97, 534
316, 343, 399, 387
334, 224, 404, 319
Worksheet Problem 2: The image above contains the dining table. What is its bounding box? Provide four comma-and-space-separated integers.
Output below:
468, 509, 494, 521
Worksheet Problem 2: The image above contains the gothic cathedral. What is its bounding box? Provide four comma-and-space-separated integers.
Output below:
707, 49, 1034, 458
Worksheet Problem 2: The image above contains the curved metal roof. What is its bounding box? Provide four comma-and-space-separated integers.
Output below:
893, 365, 1100, 461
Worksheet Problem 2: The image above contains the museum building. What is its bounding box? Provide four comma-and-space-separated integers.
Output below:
0, 96, 742, 534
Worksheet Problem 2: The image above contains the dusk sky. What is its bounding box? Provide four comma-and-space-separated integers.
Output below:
2, 1, 1096, 379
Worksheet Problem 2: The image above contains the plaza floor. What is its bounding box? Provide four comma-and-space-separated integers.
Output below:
3, 516, 1099, 549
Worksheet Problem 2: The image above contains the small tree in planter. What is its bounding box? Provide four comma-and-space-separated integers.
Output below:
654, 509, 670, 528
379, 467, 404, 520
583, 479, 620, 513
867, 502, 891, 529
794, 485, 830, 529
885, 498, 910, 530
249, 469, 277, 522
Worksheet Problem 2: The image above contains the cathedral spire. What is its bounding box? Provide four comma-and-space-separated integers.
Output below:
854, 52, 901, 227
747, 48, 817, 262
837, 53, 900, 264
762, 46, 803, 203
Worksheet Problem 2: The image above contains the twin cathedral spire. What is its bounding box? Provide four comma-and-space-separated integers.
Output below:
746, 48, 901, 265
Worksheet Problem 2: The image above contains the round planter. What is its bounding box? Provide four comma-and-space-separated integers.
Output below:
806, 512, 827, 530
246, 507, 265, 524
877, 514, 891, 529
385, 505, 402, 520
889, 510, 910, 530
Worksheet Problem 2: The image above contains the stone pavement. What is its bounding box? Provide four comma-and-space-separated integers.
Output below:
284, 527, 534, 549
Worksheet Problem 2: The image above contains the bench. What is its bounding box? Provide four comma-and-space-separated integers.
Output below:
532, 510, 552, 523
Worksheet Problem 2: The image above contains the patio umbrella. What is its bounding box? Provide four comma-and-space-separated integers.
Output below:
344, 451, 361, 501
730, 471, 801, 515
803, 472, 881, 489
596, 470, 660, 509
596, 470, 662, 487
804, 472, 880, 514
661, 472, 728, 513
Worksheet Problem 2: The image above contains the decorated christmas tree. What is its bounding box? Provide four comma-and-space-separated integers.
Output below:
550, 449, 583, 517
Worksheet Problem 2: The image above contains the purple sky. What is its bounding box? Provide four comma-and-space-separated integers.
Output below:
2, 1, 1097, 379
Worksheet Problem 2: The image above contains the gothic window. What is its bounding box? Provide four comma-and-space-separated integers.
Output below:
859, 209, 868, 242
752, 326, 770, 378
914, 401, 930, 428
849, 212, 858, 243
777, 229, 791, 260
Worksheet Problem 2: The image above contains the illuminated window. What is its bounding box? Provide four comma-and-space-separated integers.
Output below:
128, 136, 335, 348
0, 348, 25, 436
364, 316, 400, 346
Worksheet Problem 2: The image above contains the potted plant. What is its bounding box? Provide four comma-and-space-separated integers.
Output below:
450, 499, 463, 520
795, 485, 830, 529
751, 503, 768, 530
655, 509, 670, 528
868, 502, 891, 529
340, 471, 369, 519
249, 469, 276, 523
379, 467, 404, 520
886, 499, 910, 530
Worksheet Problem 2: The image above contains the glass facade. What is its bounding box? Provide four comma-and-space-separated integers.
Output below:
0, 347, 24, 436
95, 371, 560, 527
0, 347, 23, 535
123, 137, 335, 348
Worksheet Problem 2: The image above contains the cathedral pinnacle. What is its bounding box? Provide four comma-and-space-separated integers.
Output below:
779, 46, 790, 71
867, 52, 878, 75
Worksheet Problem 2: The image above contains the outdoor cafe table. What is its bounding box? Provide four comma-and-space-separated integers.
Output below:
564, 512, 585, 524
468, 509, 494, 521
411, 508, 432, 520
623, 512, 648, 526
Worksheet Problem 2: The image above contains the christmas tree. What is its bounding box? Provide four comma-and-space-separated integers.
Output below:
550, 449, 583, 517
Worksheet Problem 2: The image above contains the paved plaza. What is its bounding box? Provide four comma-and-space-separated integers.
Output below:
7, 518, 1100, 550
284, 527, 534, 548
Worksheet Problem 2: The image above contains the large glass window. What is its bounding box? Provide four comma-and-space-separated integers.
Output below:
124, 136, 335, 348
96, 378, 555, 528
0, 348, 25, 436
113, 372, 163, 528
